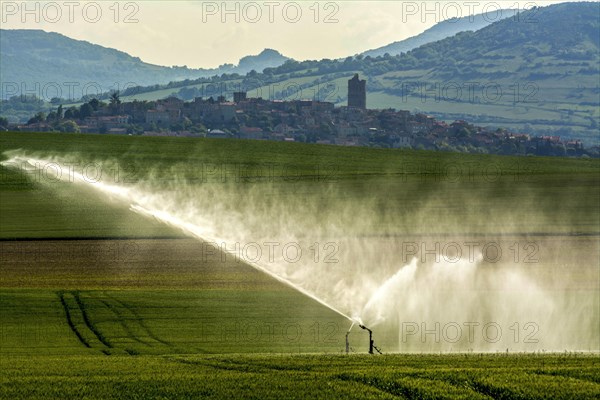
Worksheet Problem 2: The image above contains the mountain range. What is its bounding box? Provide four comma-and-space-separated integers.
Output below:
360, 9, 512, 58
0, 29, 288, 99
0, 9, 516, 101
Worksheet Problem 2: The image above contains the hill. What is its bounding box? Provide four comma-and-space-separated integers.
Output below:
360, 9, 512, 58
106, 2, 599, 144
0, 29, 289, 99
237, 48, 290, 74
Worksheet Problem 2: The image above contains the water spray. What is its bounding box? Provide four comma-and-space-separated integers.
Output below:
1, 154, 355, 324
5, 151, 593, 352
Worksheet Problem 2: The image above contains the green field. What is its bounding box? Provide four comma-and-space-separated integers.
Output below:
1, 132, 598, 398
2, 353, 599, 399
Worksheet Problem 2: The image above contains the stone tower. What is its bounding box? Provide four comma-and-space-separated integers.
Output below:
348, 74, 366, 109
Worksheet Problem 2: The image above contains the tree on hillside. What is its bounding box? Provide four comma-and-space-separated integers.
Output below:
27, 112, 45, 125
79, 103, 93, 119
46, 111, 57, 122
109, 91, 121, 115
89, 98, 101, 111
64, 107, 79, 120
58, 120, 80, 133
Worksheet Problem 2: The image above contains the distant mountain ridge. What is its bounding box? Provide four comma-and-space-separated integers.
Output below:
360, 9, 512, 58
0, 29, 289, 99
237, 49, 290, 74
0, 10, 516, 100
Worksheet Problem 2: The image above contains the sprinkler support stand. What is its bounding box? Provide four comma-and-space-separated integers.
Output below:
345, 332, 350, 354
359, 324, 381, 354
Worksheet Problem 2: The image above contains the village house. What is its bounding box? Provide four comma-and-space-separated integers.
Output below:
207, 129, 228, 139
239, 126, 264, 140
391, 135, 412, 148
145, 109, 172, 125
85, 115, 129, 130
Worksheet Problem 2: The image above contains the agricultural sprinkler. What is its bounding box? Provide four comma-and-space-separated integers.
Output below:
359, 324, 382, 354
345, 332, 350, 353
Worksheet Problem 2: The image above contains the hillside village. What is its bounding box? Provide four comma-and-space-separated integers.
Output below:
12, 74, 596, 158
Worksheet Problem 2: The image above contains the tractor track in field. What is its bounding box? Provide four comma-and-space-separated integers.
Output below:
72, 291, 113, 348
101, 291, 171, 347
336, 373, 496, 400
58, 289, 171, 353
57, 291, 91, 349
57, 290, 112, 352
97, 299, 153, 347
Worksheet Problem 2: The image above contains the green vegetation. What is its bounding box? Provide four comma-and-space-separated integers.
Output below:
0, 131, 598, 398
2, 131, 598, 177
1, 131, 598, 239
0, 95, 54, 123
1, 353, 599, 399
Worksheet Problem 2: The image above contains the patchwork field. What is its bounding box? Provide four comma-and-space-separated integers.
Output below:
0, 132, 598, 398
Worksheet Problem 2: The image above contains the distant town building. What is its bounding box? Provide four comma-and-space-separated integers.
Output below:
233, 92, 247, 103
145, 109, 171, 125
19, 82, 592, 156
348, 74, 366, 109
207, 129, 227, 138
240, 125, 264, 140
85, 115, 129, 129
148, 108, 180, 124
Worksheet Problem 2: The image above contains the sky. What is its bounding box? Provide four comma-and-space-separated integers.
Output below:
0, 0, 594, 68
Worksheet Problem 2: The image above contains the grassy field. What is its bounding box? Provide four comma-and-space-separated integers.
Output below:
1, 131, 598, 239
2, 353, 599, 399
0, 131, 598, 398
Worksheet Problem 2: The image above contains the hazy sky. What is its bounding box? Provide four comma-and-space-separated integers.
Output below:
1, 1, 593, 68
